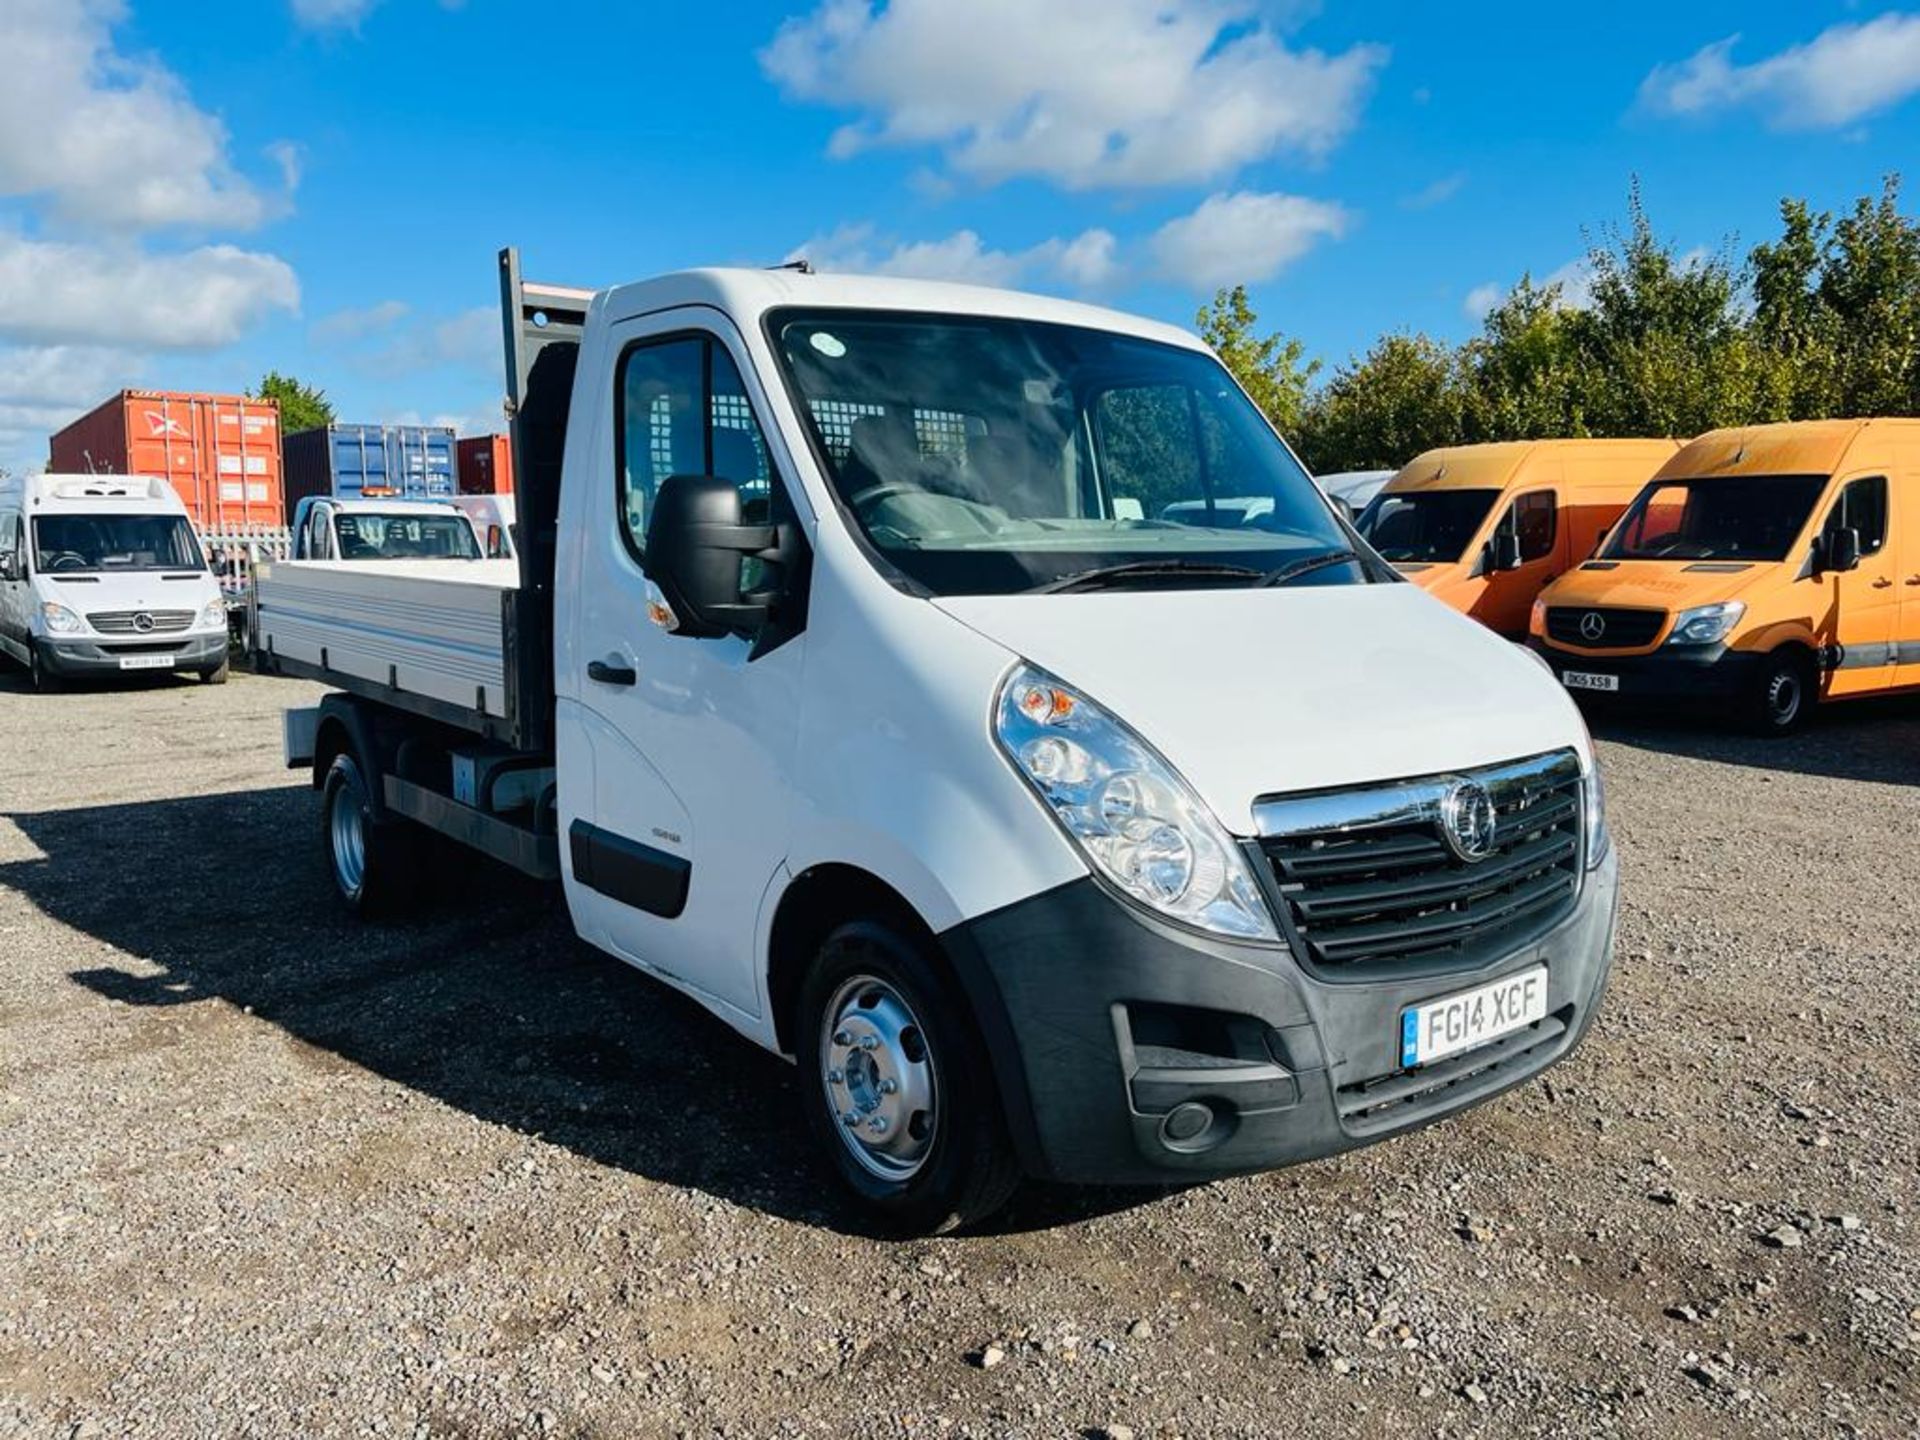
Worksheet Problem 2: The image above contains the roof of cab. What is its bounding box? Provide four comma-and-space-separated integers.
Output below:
594, 267, 1206, 353
1385, 438, 1681, 494
3, 473, 187, 514
1655, 418, 1920, 482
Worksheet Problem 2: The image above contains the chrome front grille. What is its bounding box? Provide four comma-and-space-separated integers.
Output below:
87, 609, 195, 635
1254, 750, 1583, 980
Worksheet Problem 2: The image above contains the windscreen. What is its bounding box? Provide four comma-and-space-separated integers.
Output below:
333, 512, 481, 560
1602, 475, 1827, 562
768, 310, 1357, 595
1354, 489, 1500, 564
32, 514, 204, 573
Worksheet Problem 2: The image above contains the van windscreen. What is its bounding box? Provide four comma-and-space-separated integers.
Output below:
1601, 475, 1826, 562
1354, 489, 1500, 564
32, 514, 204, 573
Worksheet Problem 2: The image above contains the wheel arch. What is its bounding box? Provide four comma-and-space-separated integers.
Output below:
766, 863, 940, 1058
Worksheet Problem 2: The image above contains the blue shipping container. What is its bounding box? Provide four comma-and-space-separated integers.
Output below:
282, 423, 457, 520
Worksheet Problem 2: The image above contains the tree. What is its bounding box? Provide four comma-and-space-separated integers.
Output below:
1462, 276, 1587, 440
1815, 176, 1920, 415
1295, 333, 1467, 473
253, 372, 335, 435
1197, 285, 1319, 432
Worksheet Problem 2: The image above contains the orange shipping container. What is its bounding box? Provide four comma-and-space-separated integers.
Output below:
456, 433, 513, 495
47, 390, 284, 528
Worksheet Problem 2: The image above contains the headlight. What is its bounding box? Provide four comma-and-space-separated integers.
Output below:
39, 601, 84, 634
199, 598, 228, 629
1665, 600, 1745, 647
1530, 596, 1548, 635
1580, 761, 1609, 869
994, 664, 1277, 940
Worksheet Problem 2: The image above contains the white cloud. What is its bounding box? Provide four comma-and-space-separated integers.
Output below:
1464, 257, 1600, 319
1402, 172, 1466, 210
1463, 282, 1503, 320
1149, 191, 1349, 290
0, 343, 145, 471
788, 223, 1122, 291
312, 299, 411, 341
1640, 15, 1920, 130
0, 0, 286, 231
291, 0, 380, 26
762, 0, 1386, 189
0, 233, 300, 349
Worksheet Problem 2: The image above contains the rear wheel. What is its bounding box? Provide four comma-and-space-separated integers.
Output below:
1749, 649, 1814, 735
320, 751, 418, 917
798, 920, 1019, 1234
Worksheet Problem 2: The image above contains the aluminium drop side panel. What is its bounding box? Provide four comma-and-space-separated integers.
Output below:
255, 558, 518, 720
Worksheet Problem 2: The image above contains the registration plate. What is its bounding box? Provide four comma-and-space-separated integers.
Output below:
117, 654, 175, 671
1561, 670, 1619, 693
1400, 965, 1548, 1068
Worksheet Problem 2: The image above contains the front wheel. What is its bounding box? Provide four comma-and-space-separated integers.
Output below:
201, 656, 230, 685
27, 644, 59, 693
1748, 649, 1814, 736
320, 752, 418, 917
798, 921, 1019, 1234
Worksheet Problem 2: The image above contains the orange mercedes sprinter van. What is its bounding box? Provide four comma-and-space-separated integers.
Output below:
1355, 439, 1679, 637
1529, 418, 1920, 733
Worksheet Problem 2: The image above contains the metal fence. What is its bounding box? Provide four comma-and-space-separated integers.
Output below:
198, 524, 292, 602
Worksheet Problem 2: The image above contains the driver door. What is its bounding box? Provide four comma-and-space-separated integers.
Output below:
562, 313, 807, 1021
1813, 474, 1897, 697
1471, 489, 1558, 637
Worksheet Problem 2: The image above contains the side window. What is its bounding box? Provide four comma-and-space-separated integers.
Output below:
1823, 476, 1887, 556
1507, 490, 1556, 562
617, 335, 777, 562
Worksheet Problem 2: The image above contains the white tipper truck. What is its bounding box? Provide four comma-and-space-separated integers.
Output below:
254, 249, 1618, 1232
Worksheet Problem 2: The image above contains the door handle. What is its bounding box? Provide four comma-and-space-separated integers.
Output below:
1907, 575, 1920, 586
1872, 576, 1894, 589
587, 658, 637, 686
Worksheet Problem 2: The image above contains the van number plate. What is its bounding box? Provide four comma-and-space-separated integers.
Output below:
1561, 671, 1619, 693
1400, 965, 1548, 1068
118, 654, 175, 671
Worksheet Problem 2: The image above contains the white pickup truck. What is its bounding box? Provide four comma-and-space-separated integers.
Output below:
255, 249, 1618, 1232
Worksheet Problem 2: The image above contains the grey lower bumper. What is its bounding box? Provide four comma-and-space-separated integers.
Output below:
39, 633, 227, 676
940, 849, 1621, 1186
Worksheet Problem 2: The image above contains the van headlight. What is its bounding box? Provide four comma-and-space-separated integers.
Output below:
1580, 762, 1609, 869
39, 601, 84, 634
199, 598, 228, 630
995, 664, 1277, 940
1665, 600, 1744, 647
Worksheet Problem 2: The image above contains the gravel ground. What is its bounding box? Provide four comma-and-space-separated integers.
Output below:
1, 665, 1916, 1439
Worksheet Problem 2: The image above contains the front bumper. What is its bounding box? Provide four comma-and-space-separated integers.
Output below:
1528, 638, 1763, 704
940, 849, 1619, 1186
37, 632, 228, 676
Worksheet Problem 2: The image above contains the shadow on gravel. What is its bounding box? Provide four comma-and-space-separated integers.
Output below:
1586, 691, 1920, 787
6, 785, 1144, 1239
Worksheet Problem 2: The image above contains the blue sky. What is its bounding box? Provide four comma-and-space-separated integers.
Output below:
4, 0, 1920, 471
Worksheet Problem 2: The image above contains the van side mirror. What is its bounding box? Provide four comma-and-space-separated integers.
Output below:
1474, 529, 1520, 576
1818, 527, 1862, 574
644, 474, 780, 640
0, 554, 16, 582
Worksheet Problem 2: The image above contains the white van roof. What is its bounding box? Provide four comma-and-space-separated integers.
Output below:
2, 473, 190, 517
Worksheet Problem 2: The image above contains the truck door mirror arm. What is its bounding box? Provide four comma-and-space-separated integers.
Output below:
645, 474, 793, 641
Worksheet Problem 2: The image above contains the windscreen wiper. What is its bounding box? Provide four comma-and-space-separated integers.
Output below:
1256, 548, 1360, 587
1031, 559, 1269, 594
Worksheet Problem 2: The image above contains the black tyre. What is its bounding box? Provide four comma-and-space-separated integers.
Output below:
798, 920, 1020, 1235
201, 656, 230, 685
1748, 649, 1814, 736
27, 644, 59, 693
320, 751, 419, 917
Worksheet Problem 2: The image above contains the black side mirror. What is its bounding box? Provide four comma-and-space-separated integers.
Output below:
0, 555, 16, 583
1485, 531, 1523, 573
644, 474, 780, 639
1819, 527, 1862, 574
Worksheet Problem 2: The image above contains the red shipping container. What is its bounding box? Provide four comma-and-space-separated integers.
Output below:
47, 390, 284, 528
456, 433, 513, 495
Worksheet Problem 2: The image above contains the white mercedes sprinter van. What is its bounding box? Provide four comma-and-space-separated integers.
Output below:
0, 474, 230, 689
256, 251, 1620, 1232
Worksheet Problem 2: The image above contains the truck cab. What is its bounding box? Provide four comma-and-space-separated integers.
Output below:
1357, 440, 1679, 638
0, 473, 230, 690
289, 495, 488, 562
259, 251, 1620, 1232
1530, 419, 1920, 732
